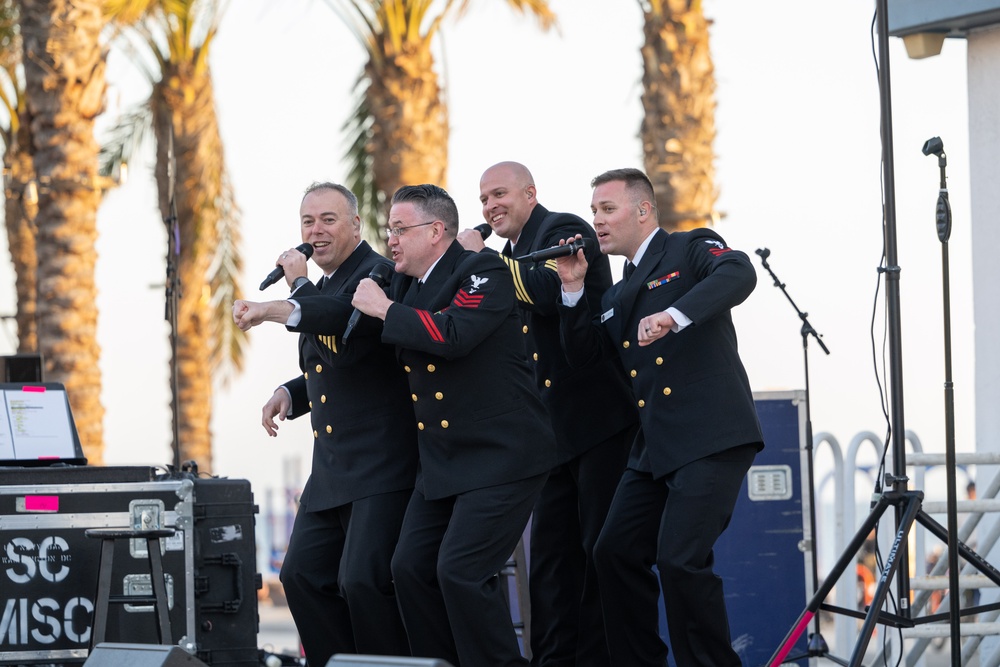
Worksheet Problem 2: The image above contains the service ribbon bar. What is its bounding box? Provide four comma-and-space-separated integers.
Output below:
646, 271, 680, 290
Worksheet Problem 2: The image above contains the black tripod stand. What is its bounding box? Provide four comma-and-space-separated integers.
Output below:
754, 248, 842, 665
768, 3, 1000, 665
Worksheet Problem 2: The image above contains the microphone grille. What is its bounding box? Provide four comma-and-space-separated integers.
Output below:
297, 243, 315, 259
370, 262, 393, 286
474, 223, 493, 241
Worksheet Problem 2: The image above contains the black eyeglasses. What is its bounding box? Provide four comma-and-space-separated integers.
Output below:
384, 221, 437, 238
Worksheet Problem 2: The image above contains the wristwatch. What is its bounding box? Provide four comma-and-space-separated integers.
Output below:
291, 276, 311, 292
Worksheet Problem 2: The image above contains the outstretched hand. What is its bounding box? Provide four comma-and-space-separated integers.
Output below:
232, 299, 293, 330
232, 300, 262, 331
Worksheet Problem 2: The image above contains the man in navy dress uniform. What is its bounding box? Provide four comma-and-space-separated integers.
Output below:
554, 168, 764, 667
458, 162, 638, 666
352, 184, 556, 667
233, 183, 416, 665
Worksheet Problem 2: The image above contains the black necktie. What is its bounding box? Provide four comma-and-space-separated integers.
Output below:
623, 261, 636, 282
316, 276, 326, 291
404, 279, 421, 305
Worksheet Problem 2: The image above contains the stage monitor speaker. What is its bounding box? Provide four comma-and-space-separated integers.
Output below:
84, 643, 210, 667
327, 656, 454, 667
1, 352, 43, 382
654, 391, 812, 666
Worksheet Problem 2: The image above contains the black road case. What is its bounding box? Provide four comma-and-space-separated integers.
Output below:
0, 467, 260, 666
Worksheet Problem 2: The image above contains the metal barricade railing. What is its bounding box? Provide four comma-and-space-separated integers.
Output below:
897, 451, 1000, 666
810, 429, 1000, 664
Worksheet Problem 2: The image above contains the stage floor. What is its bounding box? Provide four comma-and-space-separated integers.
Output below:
258, 603, 301, 659
254, 602, 968, 666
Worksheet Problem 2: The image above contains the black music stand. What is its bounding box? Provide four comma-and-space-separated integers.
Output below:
0, 382, 86, 466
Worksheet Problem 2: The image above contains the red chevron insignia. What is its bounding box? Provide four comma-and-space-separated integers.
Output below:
416, 309, 445, 342
709, 247, 732, 256
453, 289, 484, 308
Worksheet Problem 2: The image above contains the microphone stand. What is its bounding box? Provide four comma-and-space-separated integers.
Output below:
755, 248, 842, 665
922, 135, 961, 662
769, 10, 1000, 665
164, 128, 181, 472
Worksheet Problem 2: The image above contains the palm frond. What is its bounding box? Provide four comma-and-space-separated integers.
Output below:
98, 101, 154, 178
0, 0, 20, 137
342, 72, 385, 249
207, 167, 246, 382
425, 0, 460, 40
0, 74, 17, 139
322, 0, 378, 56
192, 5, 223, 75
502, 0, 556, 30
107, 24, 162, 83
103, 0, 159, 26
0, 0, 19, 67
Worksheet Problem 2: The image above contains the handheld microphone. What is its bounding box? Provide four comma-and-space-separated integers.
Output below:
755, 248, 770, 260
342, 263, 393, 343
516, 237, 593, 263
474, 223, 493, 241
259, 243, 314, 290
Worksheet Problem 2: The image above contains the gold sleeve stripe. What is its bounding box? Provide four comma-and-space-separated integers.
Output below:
319, 334, 338, 354
544, 259, 558, 272
501, 255, 533, 305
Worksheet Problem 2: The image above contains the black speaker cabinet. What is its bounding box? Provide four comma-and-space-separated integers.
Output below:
84, 643, 208, 667
0, 353, 43, 382
327, 656, 454, 667
0, 472, 259, 665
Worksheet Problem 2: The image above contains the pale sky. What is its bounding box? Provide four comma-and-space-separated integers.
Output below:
0, 1, 976, 564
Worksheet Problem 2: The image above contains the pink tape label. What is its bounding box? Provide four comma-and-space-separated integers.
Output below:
24, 496, 59, 512
22, 385, 46, 393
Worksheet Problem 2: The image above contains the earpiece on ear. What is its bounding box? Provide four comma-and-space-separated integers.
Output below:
640, 208, 647, 215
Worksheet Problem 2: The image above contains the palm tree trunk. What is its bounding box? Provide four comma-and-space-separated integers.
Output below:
640, 0, 718, 231
152, 62, 222, 473
3, 123, 39, 352
18, 0, 106, 463
365, 43, 449, 213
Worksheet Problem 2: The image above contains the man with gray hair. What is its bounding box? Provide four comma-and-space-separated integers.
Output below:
233, 182, 416, 664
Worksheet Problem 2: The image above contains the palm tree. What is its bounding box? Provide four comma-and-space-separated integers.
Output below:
102, 0, 244, 473
17, 0, 108, 462
638, 0, 719, 231
0, 0, 38, 353
329, 0, 556, 243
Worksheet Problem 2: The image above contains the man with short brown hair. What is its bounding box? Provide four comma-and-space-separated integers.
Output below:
555, 168, 764, 667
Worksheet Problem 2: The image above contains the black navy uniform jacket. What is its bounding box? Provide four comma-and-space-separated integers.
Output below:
493, 204, 639, 464
559, 228, 764, 477
381, 240, 557, 500
284, 241, 418, 510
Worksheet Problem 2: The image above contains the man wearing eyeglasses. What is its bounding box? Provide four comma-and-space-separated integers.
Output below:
352, 184, 556, 667
232, 182, 416, 665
